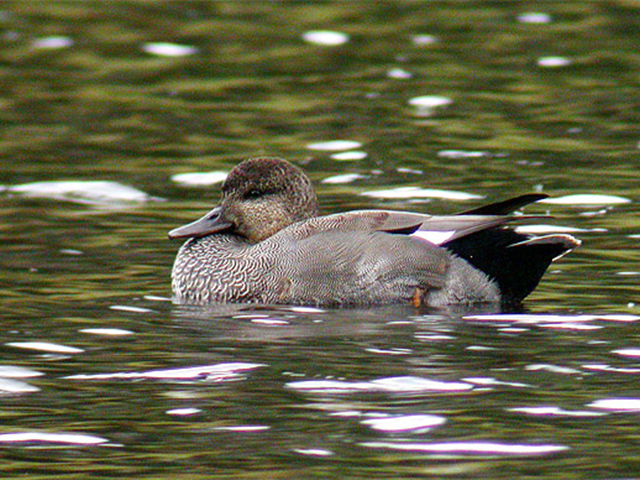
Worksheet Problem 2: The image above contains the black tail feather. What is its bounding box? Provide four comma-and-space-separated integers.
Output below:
443, 228, 579, 305
458, 193, 548, 216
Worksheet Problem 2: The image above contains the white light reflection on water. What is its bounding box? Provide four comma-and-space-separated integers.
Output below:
516, 224, 602, 234
109, 305, 154, 313
0, 378, 40, 394
387, 68, 413, 79
142, 42, 198, 57
6, 342, 84, 354
537, 56, 572, 68
65, 362, 264, 381
408, 95, 452, 108
6, 180, 161, 206
306, 140, 362, 151
0, 366, 44, 378
361, 186, 482, 201
302, 30, 350, 46
293, 448, 335, 456
583, 364, 640, 374
250, 318, 290, 326
464, 314, 640, 324
437, 150, 487, 159
321, 173, 368, 184
525, 364, 583, 375
361, 414, 446, 433
361, 441, 568, 456
32, 35, 74, 50
509, 406, 606, 417
212, 425, 271, 432
80, 328, 135, 336
539, 323, 603, 331
365, 347, 413, 355
166, 408, 202, 416
539, 194, 631, 205
612, 348, 640, 357
0, 432, 109, 445
330, 151, 368, 161
171, 171, 228, 186
517, 12, 552, 24
411, 34, 437, 45
588, 398, 640, 412
462, 377, 530, 388
288, 376, 473, 394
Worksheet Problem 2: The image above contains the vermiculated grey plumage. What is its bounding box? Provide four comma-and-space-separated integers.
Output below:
169, 157, 580, 308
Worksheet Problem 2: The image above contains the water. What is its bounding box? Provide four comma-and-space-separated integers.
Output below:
2, 2, 640, 478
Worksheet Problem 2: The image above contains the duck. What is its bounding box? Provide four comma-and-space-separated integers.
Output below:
169, 157, 580, 308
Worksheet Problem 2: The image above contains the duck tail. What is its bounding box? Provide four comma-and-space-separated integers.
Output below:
443, 228, 580, 306
457, 193, 548, 216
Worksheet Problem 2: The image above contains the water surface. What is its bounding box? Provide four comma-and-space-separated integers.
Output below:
2, 2, 640, 479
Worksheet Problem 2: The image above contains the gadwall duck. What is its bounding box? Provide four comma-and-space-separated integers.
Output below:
169, 157, 580, 308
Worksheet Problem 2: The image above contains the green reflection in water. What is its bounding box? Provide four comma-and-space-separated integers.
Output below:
1, 2, 640, 479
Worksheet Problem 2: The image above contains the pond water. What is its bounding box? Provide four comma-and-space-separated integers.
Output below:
2, 2, 640, 479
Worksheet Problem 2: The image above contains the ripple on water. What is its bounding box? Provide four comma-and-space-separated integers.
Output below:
109, 305, 154, 314
525, 364, 583, 375
583, 364, 640, 374
6, 180, 161, 206
437, 150, 487, 159
408, 95, 452, 108
281, 306, 325, 314
0, 378, 40, 394
588, 398, 640, 412
361, 186, 482, 201
65, 362, 264, 381
539, 323, 604, 331
408, 95, 452, 117
212, 425, 271, 432
287, 376, 473, 394
142, 42, 198, 57
537, 56, 572, 68
515, 224, 601, 234
171, 171, 228, 186
0, 432, 109, 445
412, 34, 438, 45
80, 328, 135, 336
360, 414, 446, 433
0, 366, 44, 378
166, 408, 202, 416
361, 441, 568, 456
306, 140, 362, 151
517, 12, 552, 24
6, 342, 84, 354
32, 35, 74, 50
539, 194, 631, 205
462, 377, 530, 388
463, 313, 640, 324
612, 348, 640, 357
321, 173, 368, 184
387, 68, 413, 79
508, 406, 606, 417
329, 151, 368, 161
293, 448, 334, 457
302, 30, 350, 46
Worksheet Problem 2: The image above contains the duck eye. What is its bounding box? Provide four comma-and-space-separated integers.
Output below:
244, 189, 263, 199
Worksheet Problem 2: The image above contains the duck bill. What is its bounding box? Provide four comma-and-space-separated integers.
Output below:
168, 206, 232, 239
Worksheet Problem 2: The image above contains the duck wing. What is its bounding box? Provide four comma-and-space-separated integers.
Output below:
281, 209, 523, 246
281, 194, 548, 246
271, 194, 578, 306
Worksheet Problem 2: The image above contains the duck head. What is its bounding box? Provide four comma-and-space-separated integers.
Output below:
169, 157, 319, 243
